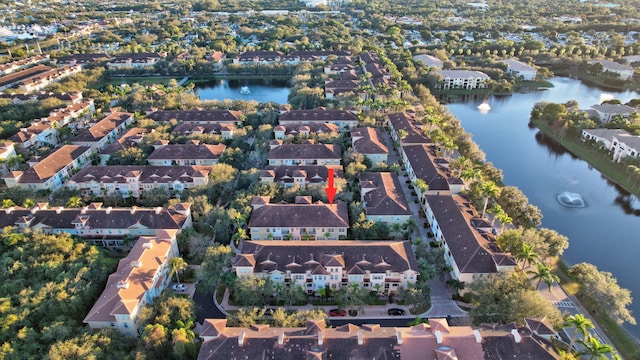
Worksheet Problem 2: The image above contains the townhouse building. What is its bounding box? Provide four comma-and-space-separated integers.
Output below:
233, 240, 418, 295
259, 165, 344, 187
267, 141, 341, 166
70, 111, 134, 152
248, 196, 349, 240
589, 103, 637, 123
278, 108, 359, 131
99, 127, 150, 165
67, 165, 211, 198
84, 230, 179, 335
273, 123, 340, 140
0, 202, 191, 248
171, 122, 237, 140
588, 59, 634, 80
197, 319, 560, 360
146, 109, 244, 126
18, 65, 82, 92
107, 52, 163, 70
3, 145, 92, 190
423, 194, 517, 289
147, 140, 226, 166
350, 127, 389, 164
359, 172, 411, 224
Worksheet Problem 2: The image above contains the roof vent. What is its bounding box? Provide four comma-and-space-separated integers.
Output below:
117, 280, 129, 289
142, 242, 153, 249
396, 331, 403, 345
130, 260, 142, 268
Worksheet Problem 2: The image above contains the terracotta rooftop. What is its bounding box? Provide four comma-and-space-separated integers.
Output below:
351, 127, 389, 155
248, 199, 349, 229
359, 172, 411, 217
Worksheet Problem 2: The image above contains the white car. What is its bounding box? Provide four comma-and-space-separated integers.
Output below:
172, 283, 187, 292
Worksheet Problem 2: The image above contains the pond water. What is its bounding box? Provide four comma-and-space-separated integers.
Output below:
195, 78, 291, 104
445, 77, 640, 339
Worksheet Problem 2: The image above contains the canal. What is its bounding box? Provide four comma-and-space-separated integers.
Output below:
446, 77, 640, 339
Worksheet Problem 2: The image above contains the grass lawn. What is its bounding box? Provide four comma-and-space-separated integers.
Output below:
532, 118, 639, 197
553, 261, 640, 359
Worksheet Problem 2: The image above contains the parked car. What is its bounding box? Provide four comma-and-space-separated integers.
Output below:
172, 283, 187, 292
329, 309, 347, 316
388, 308, 405, 316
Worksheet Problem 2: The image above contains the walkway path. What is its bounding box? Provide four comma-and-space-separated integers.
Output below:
177, 76, 189, 86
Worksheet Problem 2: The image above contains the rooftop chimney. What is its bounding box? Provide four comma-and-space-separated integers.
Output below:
435, 330, 443, 344
238, 331, 245, 346
511, 329, 521, 343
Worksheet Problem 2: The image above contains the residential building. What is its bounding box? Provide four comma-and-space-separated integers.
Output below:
70, 111, 134, 151
588, 59, 634, 80
84, 230, 180, 336
3, 145, 92, 190
99, 127, 150, 165
67, 165, 211, 198
359, 172, 411, 224
423, 194, 517, 288
324, 79, 361, 100
0, 64, 51, 91
413, 54, 443, 69
0, 91, 84, 105
55, 53, 111, 67
171, 122, 237, 140
267, 141, 341, 166
107, 52, 163, 70
273, 123, 339, 140
582, 128, 640, 162
248, 196, 349, 240
234, 50, 349, 65
147, 140, 226, 166
205, 51, 226, 71
0, 142, 16, 174
234, 51, 284, 64
233, 240, 418, 294
278, 108, 359, 131
323, 57, 355, 75
197, 319, 561, 360
146, 109, 244, 125
0, 202, 191, 248
434, 70, 490, 90
0, 55, 50, 75
402, 144, 464, 196
18, 65, 82, 92
589, 103, 637, 123
259, 165, 344, 187
502, 59, 537, 80
351, 127, 389, 164
386, 112, 432, 145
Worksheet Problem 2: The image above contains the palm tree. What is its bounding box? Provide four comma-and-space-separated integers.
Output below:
563, 314, 594, 351
174, 319, 196, 341
496, 211, 513, 232
528, 263, 559, 291
516, 243, 539, 270
1, 199, 15, 208
66, 196, 84, 208
391, 223, 403, 239
480, 181, 500, 218
169, 257, 188, 285
579, 336, 615, 359
488, 204, 503, 226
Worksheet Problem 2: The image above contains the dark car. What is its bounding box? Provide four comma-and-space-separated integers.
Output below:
388, 308, 405, 316
329, 309, 347, 316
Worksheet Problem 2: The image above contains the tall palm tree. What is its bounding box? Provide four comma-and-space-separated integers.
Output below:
488, 204, 503, 226
528, 263, 559, 291
480, 181, 500, 218
497, 212, 513, 232
563, 314, 594, 351
169, 257, 188, 285
579, 336, 615, 359
516, 243, 539, 270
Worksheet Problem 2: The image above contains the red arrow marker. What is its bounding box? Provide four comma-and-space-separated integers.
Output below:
325, 168, 336, 204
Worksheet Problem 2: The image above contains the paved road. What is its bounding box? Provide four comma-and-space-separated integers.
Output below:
194, 289, 227, 323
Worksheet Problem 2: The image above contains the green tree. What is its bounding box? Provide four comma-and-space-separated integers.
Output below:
479, 181, 500, 218
196, 244, 233, 293
563, 314, 594, 352
516, 243, 539, 270
66, 196, 84, 208
570, 263, 636, 325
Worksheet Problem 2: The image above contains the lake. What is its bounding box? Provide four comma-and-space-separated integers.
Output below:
445, 77, 640, 339
195, 78, 291, 104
